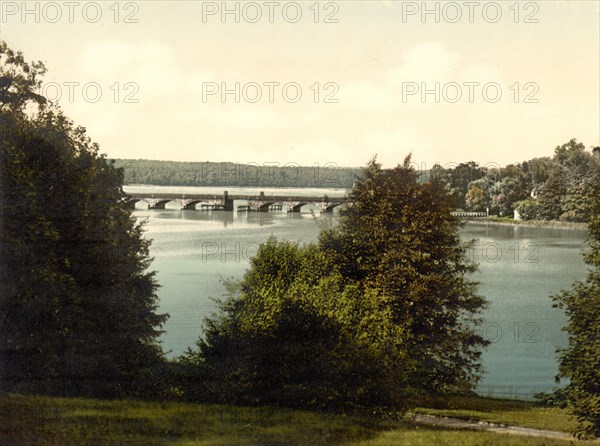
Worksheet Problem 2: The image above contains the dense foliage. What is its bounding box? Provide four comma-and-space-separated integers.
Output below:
112, 158, 366, 189
181, 157, 488, 413
320, 157, 488, 393
116, 143, 598, 222
181, 241, 412, 413
0, 41, 167, 397
431, 141, 599, 221
552, 175, 600, 439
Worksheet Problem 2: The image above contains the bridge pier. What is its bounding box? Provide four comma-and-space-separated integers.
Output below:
223, 191, 233, 211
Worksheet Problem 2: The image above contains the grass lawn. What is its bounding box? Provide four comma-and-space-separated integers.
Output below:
469, 217, 588, 230
414, 395, 579, 433
0, 393, 594, 445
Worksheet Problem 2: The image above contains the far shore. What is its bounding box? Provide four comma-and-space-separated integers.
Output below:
465, 218, 588, 231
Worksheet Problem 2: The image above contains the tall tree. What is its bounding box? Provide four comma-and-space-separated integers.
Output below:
537, 167, 567, 220
553, 138, 588, 169
0, 41, 46, 112
553, 175, 600, 438
465, 176, 494, 212
0, 41, 167, 397
319, 156, 488, 393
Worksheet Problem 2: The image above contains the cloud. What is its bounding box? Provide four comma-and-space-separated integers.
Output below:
211, 105, 290, 130
342, 43, 504, 111
362, 127, 435, 167
79, 40, 214, 102
387, 42, 503, 88
342, 81, 397, 109
387, 42, 462, 85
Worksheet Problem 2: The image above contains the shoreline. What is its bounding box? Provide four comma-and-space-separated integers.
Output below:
464, 218, 588, 231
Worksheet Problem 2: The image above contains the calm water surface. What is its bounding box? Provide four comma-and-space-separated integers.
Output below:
128, 186, 588, 399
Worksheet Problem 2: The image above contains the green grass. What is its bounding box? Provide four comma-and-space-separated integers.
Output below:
470, 217, 588, 230
414, 395, 578, 433
0, 393, 593, 445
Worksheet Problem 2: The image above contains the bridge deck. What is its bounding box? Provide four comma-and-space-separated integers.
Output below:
127, 193, 348, 203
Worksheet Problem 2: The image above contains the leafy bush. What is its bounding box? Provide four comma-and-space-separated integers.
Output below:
514, 199, 540, 220
181, 240, 413, 413
552, 175, 600, 438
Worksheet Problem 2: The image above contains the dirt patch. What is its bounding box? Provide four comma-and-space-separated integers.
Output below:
411, 413, 575, 440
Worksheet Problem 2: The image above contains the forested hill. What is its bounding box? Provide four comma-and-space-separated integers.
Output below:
111, 159, 365, 188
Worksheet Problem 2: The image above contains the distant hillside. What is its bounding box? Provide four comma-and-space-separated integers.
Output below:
111, 159, 363, 188
111, 159, 430, 189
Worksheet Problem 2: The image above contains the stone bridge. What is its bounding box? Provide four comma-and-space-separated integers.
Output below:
124, 192, 487, 216
124, 191, 350, 213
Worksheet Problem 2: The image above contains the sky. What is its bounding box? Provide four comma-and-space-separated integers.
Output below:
1, 0, 599, 168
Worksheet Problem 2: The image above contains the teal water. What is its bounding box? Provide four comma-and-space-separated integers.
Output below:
129, 186, 588, 399
461, 223, 588, 398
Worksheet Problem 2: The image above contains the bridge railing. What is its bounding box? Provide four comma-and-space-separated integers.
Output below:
451, 211, 488, 218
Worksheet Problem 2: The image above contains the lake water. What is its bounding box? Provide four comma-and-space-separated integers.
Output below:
127, 186, 589, 399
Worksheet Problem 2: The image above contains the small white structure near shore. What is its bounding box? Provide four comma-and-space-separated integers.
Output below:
513, 208, 522, 220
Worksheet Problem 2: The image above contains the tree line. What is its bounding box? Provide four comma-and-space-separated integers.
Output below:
1, 41, 598, 438
115, 143, 599, 224
429, 143, 600, 222
111, 159, 364, 189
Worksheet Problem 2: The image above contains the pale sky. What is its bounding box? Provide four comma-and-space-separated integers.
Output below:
2, 1, 599, 168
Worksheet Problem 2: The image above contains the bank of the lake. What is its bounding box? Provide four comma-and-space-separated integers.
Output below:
468, 218, 589, 231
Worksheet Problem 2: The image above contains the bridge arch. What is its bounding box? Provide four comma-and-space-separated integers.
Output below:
286, 202, 309, 212
124, 198, 141, 209
258, 201, 276, 212
319, 202, 344, 213
145, 199, 172, 209
178, 199, 204, 210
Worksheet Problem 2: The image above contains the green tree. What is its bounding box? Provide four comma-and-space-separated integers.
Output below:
553, 138, 588, 169
465, 177, 494, 212
0, 41, 167, 397
537, 167, 567, 220
0, 41, 47, 112
487, 165, 532, 216
561, 173, 598, 222
513, 199, 540, 221
560, 150, 599, 222
465, 185, 487, 212
319, 156, 488, 394
553, 175, 600, 438
181, 240, 412, 413
522, 157, 557, 193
